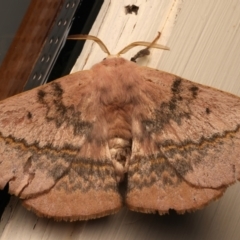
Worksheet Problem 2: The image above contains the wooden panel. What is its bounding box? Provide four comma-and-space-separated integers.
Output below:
0, 0, 64, 100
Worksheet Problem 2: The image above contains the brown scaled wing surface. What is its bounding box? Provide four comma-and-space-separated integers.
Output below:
0, 57, 240, 220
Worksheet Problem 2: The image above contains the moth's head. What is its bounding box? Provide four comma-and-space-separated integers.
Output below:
68, 33, 169, 62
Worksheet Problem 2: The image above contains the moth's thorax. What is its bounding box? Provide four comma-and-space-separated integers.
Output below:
92, 57, 139, 105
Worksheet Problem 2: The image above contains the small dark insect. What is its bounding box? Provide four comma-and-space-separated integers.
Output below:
125, 5, 139, 15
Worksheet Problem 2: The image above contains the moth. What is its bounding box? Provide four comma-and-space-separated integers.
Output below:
0, 33, 240, 221
125, 5, 139, 15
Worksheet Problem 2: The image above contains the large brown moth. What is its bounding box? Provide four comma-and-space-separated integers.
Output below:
0, 33, 239, 221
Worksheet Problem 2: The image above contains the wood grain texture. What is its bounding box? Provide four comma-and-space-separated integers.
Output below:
1, 0, 240, 239
0, 0, 64, 100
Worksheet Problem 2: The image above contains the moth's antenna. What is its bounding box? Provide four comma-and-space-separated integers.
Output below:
68, 35, 111, 55
68, 33, 169, 60
117, 32, 169, 61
